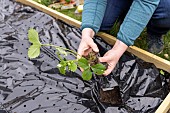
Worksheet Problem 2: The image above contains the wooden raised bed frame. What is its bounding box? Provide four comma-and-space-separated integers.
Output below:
16, 0, 170, 113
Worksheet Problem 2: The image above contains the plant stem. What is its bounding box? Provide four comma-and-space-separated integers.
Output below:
66, 59, 78, 63
41, 44, 81, 57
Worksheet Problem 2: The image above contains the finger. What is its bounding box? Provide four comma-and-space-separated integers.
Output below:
84, 48, 92, 56
77, 46, 88, 59
78, 47, 91, 58
89, 41, 99, 53
78, 46, 87, 55
77, 49, 82, 59
77, 46, 83, 56
103, 66, 113, 76
103, 62, 116, 76
79, 67, 84, 72
98, 56, 111, 63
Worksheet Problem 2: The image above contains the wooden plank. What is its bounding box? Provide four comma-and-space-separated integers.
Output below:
16, 0, 170, 74
16, 0, 81, 28
155, 92, 170, 113
97, 32, 170, 73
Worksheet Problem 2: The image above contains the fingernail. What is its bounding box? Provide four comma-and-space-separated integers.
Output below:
103, 73, 107, 76
83, 47, 88, 51
96, 49, 99, 52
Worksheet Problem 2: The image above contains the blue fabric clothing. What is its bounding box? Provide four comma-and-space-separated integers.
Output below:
147, 0, 170, 36
81, 0, 170, 46
81, 0, 107, 34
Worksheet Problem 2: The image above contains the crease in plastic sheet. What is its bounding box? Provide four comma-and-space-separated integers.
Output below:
0, 0, 169, 113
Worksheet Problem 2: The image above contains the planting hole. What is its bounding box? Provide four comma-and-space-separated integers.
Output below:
74, 108, 77, 110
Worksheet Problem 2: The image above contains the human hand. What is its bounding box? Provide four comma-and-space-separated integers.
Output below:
77, 28, 99, 58
99, 50, 120, 76
99, 39, 128, 76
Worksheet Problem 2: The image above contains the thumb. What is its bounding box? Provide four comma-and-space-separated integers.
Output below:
98, 56, 111, 63
89, 41, 99, 53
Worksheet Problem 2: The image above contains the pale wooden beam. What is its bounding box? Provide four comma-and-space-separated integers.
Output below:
155, 93, 170, 113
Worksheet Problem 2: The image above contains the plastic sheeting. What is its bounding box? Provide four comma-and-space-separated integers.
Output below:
0, 0, 169, 113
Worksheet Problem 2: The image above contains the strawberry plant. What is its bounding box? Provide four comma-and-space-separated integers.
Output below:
27, 28, 106, 80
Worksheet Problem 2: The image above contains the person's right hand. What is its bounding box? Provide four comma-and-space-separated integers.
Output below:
77, 28, 99, 58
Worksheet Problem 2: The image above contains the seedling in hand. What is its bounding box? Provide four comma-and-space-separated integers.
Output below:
27, 28, 106, 80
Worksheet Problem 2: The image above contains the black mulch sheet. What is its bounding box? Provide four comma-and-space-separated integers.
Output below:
0, 0, 169, 113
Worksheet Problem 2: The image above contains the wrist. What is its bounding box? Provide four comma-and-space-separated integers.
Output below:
111, 39, 128, 58
82, 28, 95, 38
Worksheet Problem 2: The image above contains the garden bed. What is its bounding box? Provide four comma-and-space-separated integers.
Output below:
0, 0, 169, 113
17, 0, 170, 74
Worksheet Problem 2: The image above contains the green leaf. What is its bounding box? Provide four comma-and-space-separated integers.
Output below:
160, 70, 165, 75
91, 63, 106, 75
28, 45, 41, 59
78, 57, 89, 70
58, 66, 66, 75
57, 61, 67, 75
82, 69, 92, 81
56, 48, 67, 56
28, 28, 41, 45
65, 0, 70, 3
57, 60, 67, 67
68, 62, 77, 72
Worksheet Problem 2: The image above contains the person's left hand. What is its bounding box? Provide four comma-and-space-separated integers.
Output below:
98, 39, 128, 76
99, 49, 120, 76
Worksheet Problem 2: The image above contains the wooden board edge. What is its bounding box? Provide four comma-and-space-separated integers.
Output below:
155, 92, 170, 113
16, 0, 81, 28
97, 32, 170, 73
16, 0, 170, 74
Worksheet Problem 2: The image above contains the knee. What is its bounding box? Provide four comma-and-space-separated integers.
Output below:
150, 0, 170, 29
152, 0, 170, 20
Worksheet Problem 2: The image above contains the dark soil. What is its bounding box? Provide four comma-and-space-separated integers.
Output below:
84, 51, 122, 105
84, 51, 99, 66
99, 86, 122, 105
